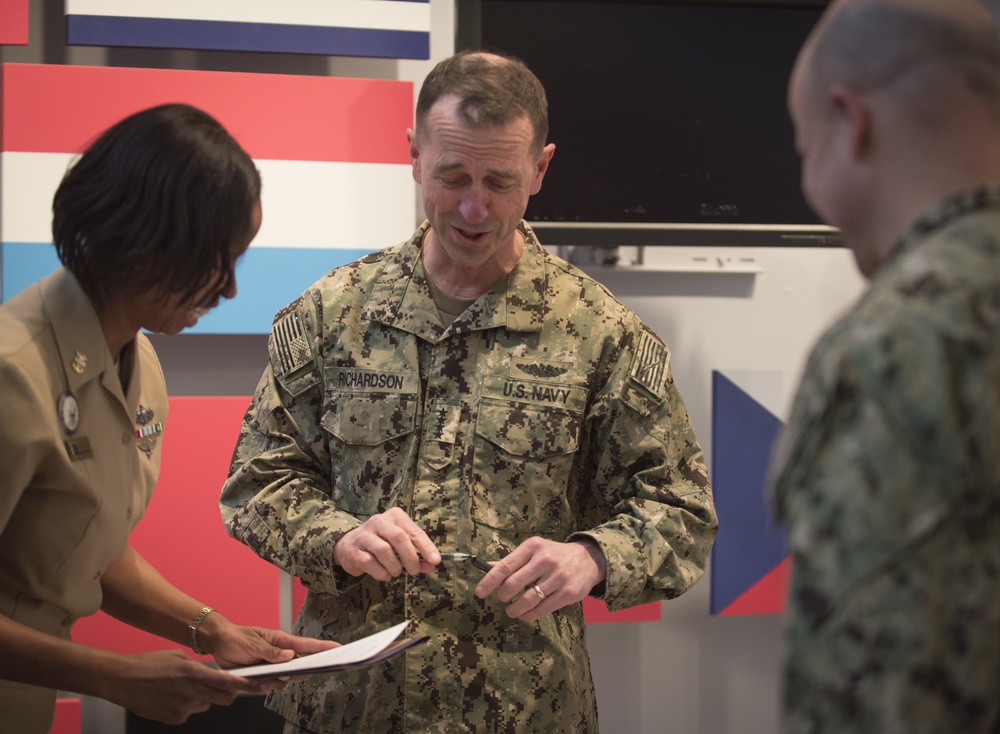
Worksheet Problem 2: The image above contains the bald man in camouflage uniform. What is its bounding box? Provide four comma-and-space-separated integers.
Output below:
771, 0, 1000, 731
221, 51, 716, 733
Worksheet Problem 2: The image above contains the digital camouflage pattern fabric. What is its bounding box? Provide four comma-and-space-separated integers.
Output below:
221, 221, 717, 733
770, 187, 1000, 734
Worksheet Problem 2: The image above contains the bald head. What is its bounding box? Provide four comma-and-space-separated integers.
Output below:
797, 0, 1000, 110
788, 0, 1000, 276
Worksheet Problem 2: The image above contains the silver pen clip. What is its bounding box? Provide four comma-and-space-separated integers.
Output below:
438, 552, 493, 574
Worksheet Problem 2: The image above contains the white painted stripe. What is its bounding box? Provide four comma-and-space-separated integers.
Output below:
721, 369, 798, 424
65, 0, 431, 33
254, 158, 416, 250
2, 152, 417, 251
1, 152, 71, 242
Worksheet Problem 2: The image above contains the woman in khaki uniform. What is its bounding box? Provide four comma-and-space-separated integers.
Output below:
0, 104, 334, 733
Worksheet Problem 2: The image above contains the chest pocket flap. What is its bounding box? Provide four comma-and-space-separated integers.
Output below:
321, 387, 418, 517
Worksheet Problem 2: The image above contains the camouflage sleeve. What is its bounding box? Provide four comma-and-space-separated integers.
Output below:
769, 312, 998, 731
768, 341, 915, 730
568, 320, 717, 611
770, 311, 965, 588
219, 294, 360, 596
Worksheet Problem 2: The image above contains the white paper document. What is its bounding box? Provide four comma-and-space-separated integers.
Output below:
228, 620, 428, 679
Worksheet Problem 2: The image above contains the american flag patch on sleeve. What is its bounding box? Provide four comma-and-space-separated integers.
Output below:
629, 330, 668, 396
269, 307, 312, 378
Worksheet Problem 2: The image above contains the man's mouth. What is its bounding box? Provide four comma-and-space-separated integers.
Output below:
455, 226, 488, 241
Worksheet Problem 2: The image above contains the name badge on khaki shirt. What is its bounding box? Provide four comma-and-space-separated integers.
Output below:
64, 436, 93, 461
59, 391, 93, 461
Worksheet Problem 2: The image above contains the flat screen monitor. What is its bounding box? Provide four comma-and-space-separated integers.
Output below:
457, 0, 841, 248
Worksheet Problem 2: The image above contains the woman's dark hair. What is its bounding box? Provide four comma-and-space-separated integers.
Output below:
51, 103, 261, 311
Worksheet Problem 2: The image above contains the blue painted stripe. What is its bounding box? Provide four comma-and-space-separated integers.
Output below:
709, 370, 788, 615
67, 16, 430, 59
197, 247, 371, 334
2, 243, 374, 335
2, 243, 61, 304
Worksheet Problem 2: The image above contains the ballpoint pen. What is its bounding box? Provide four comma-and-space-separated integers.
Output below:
438, 552, 493, 574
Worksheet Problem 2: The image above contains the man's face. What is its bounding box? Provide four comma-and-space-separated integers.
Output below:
789, 63, 846, 230
789, 54, 886, 275
409, 96, 554, 274
790, 61, 885, 276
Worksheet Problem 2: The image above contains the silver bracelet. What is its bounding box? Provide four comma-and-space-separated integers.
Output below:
188, 606, 216, 655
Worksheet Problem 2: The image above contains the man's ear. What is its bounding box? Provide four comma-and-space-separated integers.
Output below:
530, 143, 556, 195
830, 83, 872, 160
407, 128, 421, 183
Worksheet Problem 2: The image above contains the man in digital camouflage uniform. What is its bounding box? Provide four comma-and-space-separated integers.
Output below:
770, 0, 1000, 731
220, 51, 717, 733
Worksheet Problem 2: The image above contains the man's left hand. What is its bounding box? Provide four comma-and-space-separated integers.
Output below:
474, 538, 606, 621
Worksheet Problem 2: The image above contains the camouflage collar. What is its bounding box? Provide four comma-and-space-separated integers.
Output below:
890, 184, 1000, 265
363, 221, 548, 340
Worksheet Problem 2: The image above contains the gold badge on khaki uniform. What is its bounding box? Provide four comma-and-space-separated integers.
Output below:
71, 350, 88, 374
65, 437, 93, 460
134, 403, 163, 457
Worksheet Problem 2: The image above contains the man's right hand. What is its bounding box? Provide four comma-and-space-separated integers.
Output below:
332, 507, 440, 580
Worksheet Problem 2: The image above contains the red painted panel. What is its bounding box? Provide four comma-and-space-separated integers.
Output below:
583, 596, 661, 623
48, 698, 81, 734
1, 63, 412, 163
0, 0, 29, 45
718, 555, 792, 617
72, 396, 281, 655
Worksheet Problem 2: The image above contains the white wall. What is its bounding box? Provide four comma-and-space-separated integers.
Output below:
2, 1, 874, 732
585, 246, 865, 734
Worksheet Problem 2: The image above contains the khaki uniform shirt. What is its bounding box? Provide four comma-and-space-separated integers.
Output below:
221, 221, 717, 733
771, 187, 1000, 733
0, 268, 167, 734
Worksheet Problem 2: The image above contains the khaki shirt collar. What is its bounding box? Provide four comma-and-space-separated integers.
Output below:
39, 269, 124, 404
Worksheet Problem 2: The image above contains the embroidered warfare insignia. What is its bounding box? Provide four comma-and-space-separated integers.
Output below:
516, 362, 570, 378
630, 330, 668, 396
